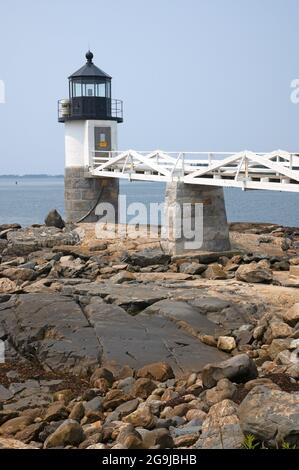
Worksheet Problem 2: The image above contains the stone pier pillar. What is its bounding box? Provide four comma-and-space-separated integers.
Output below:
64, 169, 119, 223
161, 182, 231, 255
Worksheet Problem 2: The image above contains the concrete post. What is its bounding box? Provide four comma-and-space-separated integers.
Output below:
161, 181, 231, 255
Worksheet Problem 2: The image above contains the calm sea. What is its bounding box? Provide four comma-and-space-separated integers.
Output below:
0, 176, 299, 227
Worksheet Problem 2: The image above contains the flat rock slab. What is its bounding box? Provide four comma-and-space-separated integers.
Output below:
133, 273, 193, 282
62, 282, 170, 314
0, 292, 228, 377
0, 294, 101, 376
143, 300, 219, 336
273, 271, 299, 288
0, 385, 13, 402
84, 301, 228, 375
171, 251, 241, 264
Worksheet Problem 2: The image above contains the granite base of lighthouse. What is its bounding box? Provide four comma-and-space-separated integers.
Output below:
64, 167, 119, 223
161, 182, 231, 255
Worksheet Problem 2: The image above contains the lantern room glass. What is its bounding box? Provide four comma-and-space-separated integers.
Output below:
70, 79, 111, 98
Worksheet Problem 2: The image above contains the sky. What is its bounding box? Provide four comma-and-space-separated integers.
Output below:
0, 0, 299, 174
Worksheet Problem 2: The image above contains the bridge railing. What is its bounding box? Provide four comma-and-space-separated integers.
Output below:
90, 150, 238, 172
90, 150, 299, 175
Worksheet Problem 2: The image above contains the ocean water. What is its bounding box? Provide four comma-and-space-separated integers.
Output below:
0, 176, 299, 227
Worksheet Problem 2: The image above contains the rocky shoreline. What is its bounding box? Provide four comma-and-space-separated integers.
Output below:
1, 216, 299, 449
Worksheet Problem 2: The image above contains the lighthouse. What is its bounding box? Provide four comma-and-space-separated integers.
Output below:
58, 51, 123, 223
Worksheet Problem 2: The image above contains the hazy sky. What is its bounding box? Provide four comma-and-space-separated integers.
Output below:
0, 0, 299, 174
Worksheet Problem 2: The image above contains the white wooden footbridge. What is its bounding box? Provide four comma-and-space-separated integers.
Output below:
90, 149, 299, 192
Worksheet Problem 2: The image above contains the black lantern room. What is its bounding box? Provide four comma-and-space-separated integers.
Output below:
58, 51, 123, 123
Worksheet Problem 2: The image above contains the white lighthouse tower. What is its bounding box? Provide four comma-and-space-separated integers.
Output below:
58, 51, 123, 222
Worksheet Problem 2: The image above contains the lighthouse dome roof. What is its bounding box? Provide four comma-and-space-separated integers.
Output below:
69, 51, 112, 80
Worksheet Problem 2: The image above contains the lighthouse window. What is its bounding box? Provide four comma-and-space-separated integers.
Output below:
74, 82, 82, 97
84, 83, 95, 97
96, 83, 105, 97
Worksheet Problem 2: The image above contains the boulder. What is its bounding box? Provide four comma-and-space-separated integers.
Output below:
132, 378, 156, 400
116, 424, 143, 449
0, 278, 17, 293
202, 264, 227, 280
1, 267, 36, 282
174, 433, 199, 447
137, 362, 174, 382
137, 428, 174, 448
0, 411, 19, 426
114, 377, 136, 395
179, 263, 207, 275
0, 415, 34, 435
244, 378, 280, 391
290, 339, 299, 350
0, 437, 38, 449
79, 433, 102, 449
194, 400, 244, 449
90, 368, 114, 386
122, 249, 171, 267
15, 422, 44, 444
102, 390, 131, 411
88, 242, 107, 252
265, 322, 293, 342
287, 363, 299, 379
124, 405, 156, 429
69, 402, 85, 422
92, 378, 110, 394
202, 354, 258, 388
205, 379, 237, 407
53, 389, 73, 404
82, 420, 102, 438
105, 399, 140, 423
44, 419, 84, 448
162, 403, 190, 418
84, 397, 103, 413
268, 338, 292, 360
238, 385, 299, 445
217, 336, 236, 353
275, 350, 293, 365
44, 403, 69, 422
236, 261, 272, 283
282, 303, 299, 327
186, 409, 207, 423
45, 209, 65, 229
